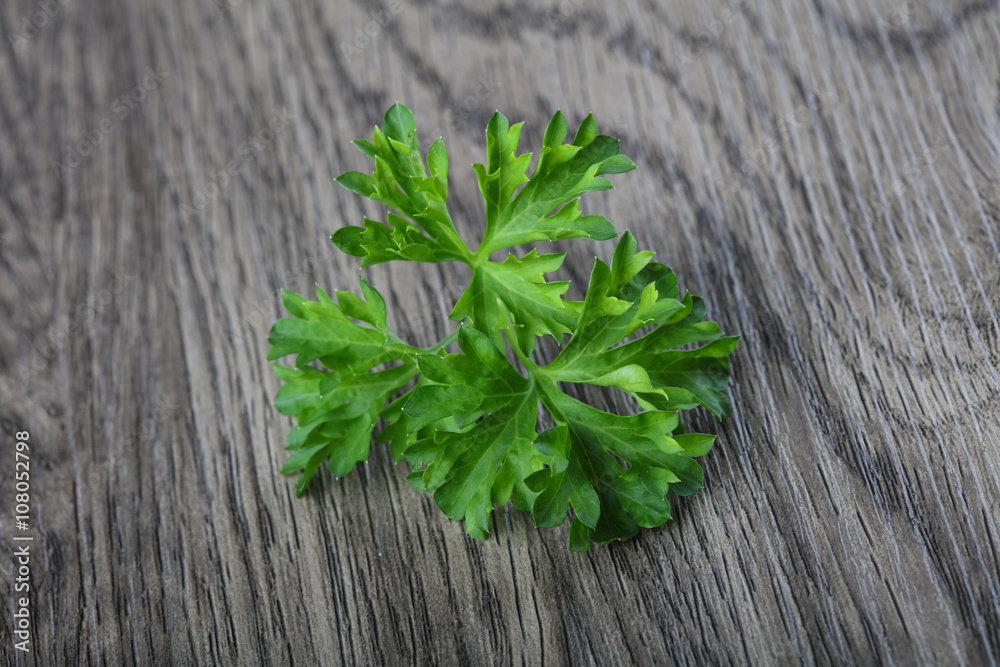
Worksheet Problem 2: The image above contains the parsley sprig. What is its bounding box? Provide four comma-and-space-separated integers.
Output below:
269, 103, 737, 550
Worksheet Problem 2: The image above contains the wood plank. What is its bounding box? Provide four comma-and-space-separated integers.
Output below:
1, 0, 998, 663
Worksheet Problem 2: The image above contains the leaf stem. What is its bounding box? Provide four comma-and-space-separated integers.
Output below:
428, 325, 461, 353
385, 320, 461, 356
529, 370, 566, 421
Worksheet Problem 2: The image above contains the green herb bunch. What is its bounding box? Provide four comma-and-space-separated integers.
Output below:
268, 103, 737, 551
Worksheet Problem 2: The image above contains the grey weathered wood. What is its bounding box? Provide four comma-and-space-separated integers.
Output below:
2, 0, 999, 664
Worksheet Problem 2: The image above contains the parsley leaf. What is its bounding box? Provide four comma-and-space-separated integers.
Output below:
331, 104, 473, 266
398, 233, 735, 550
270, 103, 738, 550
268, 279, 455, 495
473, 109, 631, 256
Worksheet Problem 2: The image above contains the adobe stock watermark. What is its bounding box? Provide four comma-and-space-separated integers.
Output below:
595, 114, 631, 141
19, 270, 134, 381
214, 0, 244, 18
424, 72, 503, 140
854, 134, 950, 224
877, 0, 932, 30
340, 2, 403, 63
118, 397, 181, 450
674, 0, 750, 65
544, 0, 585, 29
77, 396, 180, 498
229, 243, 452, 344
180, 108, 295, 220
51, 66, 168, 180
6, 0, 70, 47
722, 87, 837, 193
228, 245, 339, 341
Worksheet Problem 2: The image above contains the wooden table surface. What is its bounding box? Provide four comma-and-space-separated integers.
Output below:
2, 0, 999, 664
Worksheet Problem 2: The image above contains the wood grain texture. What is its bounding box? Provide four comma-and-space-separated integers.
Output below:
1, 0, 999, 664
